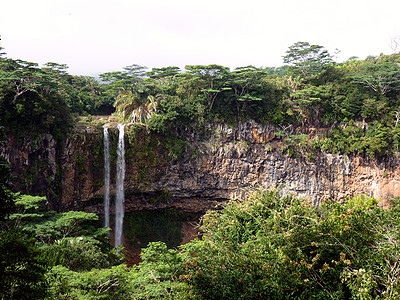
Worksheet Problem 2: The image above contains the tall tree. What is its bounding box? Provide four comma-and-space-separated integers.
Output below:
283, 41, 334, 78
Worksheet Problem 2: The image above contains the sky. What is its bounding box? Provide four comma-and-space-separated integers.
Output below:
1, 0, 400, 76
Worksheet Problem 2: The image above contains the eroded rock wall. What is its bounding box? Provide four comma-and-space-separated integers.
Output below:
3, 120, 400, 213
1, 132, 61, 206
149, 121, 400, 208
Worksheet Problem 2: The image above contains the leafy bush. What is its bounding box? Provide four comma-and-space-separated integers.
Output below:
46, 242, 192, 300
181, 190, 400, 299
41, 237, 119, 272
46, 264, 134, 299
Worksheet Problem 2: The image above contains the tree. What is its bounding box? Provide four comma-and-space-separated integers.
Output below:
352, 62, 400, 95
114, 90, 158, 124
6, 194, 122, 272
46, 264, 134, 299
46, 242, 191, 299
0, 59, 56, 101
184, 64, 230, 109
100, 65, 149, 114
0, 57, 72, 141
283, 41, 334, 78
229, 66, 264, 113
147, 66, 181, 79
42, 62, 69, 77
287, 84, 329, 123
9, 195, 107, 244
41, 237, 116, 271
0, 157, 14, 221
123, 64, 148, 81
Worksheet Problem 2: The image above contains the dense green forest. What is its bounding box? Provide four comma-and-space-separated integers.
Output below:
3, 38, 400, 299
1, 40, 400, 157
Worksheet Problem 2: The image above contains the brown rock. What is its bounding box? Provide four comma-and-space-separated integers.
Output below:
3, 120, 400, 214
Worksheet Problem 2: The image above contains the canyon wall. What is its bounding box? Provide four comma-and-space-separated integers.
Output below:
3, 120, 400, 214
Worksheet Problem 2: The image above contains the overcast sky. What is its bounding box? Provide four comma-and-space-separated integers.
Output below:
1, 0, 400, 75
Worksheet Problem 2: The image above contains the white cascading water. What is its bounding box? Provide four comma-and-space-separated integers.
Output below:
115, 123, 126, 248
103, 125, 111, 228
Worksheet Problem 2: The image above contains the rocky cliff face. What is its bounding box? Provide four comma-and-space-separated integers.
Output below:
3, 120, 400, 214
1, 132, 62, 206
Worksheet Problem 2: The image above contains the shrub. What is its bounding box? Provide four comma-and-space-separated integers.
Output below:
182, 190, 400, 299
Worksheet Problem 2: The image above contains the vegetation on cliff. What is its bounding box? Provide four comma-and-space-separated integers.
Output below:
100, 41, 400, 159
2, 39, 400, 158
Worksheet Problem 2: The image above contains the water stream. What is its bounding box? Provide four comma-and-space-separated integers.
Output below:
115, 123, 126, 248
103, 125, 111, 228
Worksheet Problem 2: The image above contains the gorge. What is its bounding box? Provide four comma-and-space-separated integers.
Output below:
3, 38, 400, 298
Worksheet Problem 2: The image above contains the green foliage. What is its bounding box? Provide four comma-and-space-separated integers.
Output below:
352, 62, 400, 96
7, 189, 400, 299
130, 242, 192, 299
0, 146, 48, 299
0, 54, 119, 142
46, 264, 134, 299
318, 121, 395, 158
181, 190, 400, 299
0, 58, 73, 141
64, 75, 114, 115
46, 242, 192, 299
101, 45, 400, 162
147, 66, 181, 79
283, 41, 334, 78
147, 94, 205, 134
6, 194, 122, 272
3, 40, 400, 157
3, 39, 400, 157
41, 237, 119, 272
114, 90, 158, 123
0, 230, 49, 299
10, 195, 101, 242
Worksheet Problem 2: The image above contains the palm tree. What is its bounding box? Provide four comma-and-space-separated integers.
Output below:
114, 88, 158, 124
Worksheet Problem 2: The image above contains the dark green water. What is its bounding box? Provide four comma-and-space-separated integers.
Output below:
123, 209, 200, 249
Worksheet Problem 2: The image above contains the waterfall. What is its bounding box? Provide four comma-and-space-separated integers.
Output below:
115, 123, 126, 248
103, 125, 111, 228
